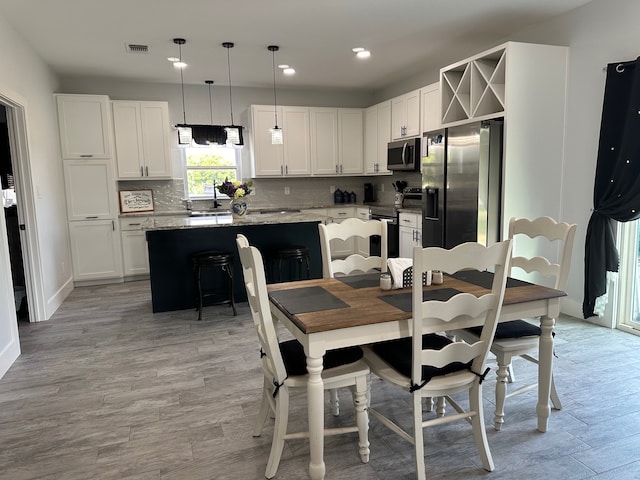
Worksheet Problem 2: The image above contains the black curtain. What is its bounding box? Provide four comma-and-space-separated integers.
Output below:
583, 57, 640, 318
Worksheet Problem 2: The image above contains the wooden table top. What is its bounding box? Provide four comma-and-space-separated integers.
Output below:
268, 273, 566, 334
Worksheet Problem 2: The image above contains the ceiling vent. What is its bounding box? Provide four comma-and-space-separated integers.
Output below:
125, 43, 149, 54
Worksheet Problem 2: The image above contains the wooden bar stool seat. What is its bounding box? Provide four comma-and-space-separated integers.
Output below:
190, 250, 236, 320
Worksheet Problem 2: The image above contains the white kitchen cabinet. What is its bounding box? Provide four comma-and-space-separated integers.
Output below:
326, 207, 356, 257
120, 217, 151, 277
311, 108, 363, 175
68, 219, 123, 282
364, 100, 391, 175
439, 41, 568, 236
391, 89, 421, 140
56, 94, 112, 159
63, 160, 118, 220
421, 82, 441, 133
355, 207, 371, 256
250, 105, 311, 177
399, 212, 422, 258
112, 101, 172, 179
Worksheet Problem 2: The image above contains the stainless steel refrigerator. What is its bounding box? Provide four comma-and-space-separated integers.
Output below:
421, 119, 503, 248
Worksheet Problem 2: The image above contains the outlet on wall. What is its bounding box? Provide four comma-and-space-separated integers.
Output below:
284, 186, 290, 195
330, 186, 335, 193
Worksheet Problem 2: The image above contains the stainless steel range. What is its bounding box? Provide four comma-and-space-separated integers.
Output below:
369, 187, 422, 258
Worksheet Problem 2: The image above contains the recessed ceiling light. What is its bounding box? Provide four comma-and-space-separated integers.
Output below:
283, 68, 296, 75
167, 57, 179, 62
173, 61, 187, 69
352, 47, 365, 53
356, 50, 371, 59
278, 64, 289, 69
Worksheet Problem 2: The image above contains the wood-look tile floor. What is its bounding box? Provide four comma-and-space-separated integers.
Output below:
2, 280, 640, 479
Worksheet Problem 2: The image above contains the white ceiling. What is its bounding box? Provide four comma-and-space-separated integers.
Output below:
0, 0, 593, 91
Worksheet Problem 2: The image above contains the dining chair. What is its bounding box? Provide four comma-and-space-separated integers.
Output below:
363, 240, 512, 479
318, 217, 387, 414
318, 218, 388, 278
455, 216, 577, 430
235, 234, 371, 479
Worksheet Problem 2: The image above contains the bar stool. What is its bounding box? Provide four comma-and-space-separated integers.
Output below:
190, 250, 236, 320
269, 245, 310, 283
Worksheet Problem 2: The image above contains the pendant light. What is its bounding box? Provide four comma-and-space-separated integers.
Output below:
222, 42, 243, 146
268, 45, 283, 145
173, 38, 192, 145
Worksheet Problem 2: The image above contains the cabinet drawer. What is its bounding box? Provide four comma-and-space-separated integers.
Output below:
120, 216, 152, 231
399, 212, 420, 228
327, 207, 355, 220
356, 207, 370, 220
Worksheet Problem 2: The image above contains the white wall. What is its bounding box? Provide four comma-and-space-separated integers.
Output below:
0, 10, 72, 375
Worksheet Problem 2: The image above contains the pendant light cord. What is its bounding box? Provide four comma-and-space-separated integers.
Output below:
179, 43, 187, 124
207, 81, 214, 124
226, 47, 235, 126
271, 48, 279, 128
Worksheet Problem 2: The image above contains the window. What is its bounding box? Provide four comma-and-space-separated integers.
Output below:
184, 145, 241, 199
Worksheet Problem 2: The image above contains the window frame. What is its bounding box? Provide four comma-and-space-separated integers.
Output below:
182, 144, 243, 200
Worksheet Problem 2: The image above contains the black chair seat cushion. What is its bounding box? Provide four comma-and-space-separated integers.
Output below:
466, 319, 541, 339
279, 339, 363, 376
372, 334, 470, 383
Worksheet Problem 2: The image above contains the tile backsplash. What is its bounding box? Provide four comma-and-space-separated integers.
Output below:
117, 171, 420, 214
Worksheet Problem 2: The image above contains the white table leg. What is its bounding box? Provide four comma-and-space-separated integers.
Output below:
537, 314, 555, 432
307, 354, 326, 480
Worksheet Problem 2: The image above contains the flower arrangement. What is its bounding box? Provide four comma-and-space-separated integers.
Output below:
216, 178, 253, 199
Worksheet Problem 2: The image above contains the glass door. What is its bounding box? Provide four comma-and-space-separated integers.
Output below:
617, 219, 640, 335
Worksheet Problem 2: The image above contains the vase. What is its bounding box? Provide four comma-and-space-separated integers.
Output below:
230, 198, 248, 219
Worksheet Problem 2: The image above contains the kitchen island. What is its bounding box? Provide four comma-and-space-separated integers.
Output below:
145, 211, 327, 313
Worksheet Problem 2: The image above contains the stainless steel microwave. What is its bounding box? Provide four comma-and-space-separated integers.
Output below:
387, 137, 421, 171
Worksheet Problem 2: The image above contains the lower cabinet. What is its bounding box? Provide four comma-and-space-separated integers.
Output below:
399, 212, 422, 258
68, 220, 123, 282
120, 217, 151, 276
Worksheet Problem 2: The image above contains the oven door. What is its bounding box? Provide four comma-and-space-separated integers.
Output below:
370, 216, 399, 258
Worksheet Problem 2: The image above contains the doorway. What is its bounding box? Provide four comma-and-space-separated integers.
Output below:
1, 104, 29, 322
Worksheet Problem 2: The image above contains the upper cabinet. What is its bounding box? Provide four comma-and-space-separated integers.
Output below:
112, 101, 172, 179
56, 94, 112, 159
310, 108, 363, 176
420, 82, 441, 133
440, 45, 506, 126
364, 100, 391, 175
63, 159, 118, 220
391, 89, 420, 140
249, 105, 311, 177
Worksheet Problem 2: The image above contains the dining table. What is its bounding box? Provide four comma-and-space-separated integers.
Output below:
267, 270, 566, 480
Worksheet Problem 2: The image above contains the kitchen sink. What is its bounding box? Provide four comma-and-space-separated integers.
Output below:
189, 210, 231, 217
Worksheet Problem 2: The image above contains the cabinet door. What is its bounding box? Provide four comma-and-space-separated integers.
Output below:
399, 226, 416, 258
56, 95, 112, 159
421, 83, 441, 133
282, 106, 311, 175
112, 101, 144, 178
140, 102, 172, 178
121, 230, 149, 276
391, 96, 406, 140
377, 101, 391, 173
63, 160, 118, 220
310, 108, 339, 175
404, 90, 421, 137
338, 109, 363, 175
68, 220, 123, 281
364, 105, 378, 174
251, 105, 284, 176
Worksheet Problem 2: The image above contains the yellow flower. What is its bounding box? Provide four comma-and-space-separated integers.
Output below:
234, 188, 246, 198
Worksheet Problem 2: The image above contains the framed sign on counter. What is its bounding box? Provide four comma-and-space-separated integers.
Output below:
119, 189, 154, 213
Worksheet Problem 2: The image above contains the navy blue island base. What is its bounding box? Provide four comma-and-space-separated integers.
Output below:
146, 221, 323, 313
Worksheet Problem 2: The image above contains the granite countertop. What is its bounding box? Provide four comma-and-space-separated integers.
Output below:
145, 211, 329, 231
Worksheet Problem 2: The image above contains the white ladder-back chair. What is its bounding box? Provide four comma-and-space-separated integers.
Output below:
318, 218, 388, 278
455, 216, 577, 430
364, 240, 513, 479
235, 234, 370, 479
